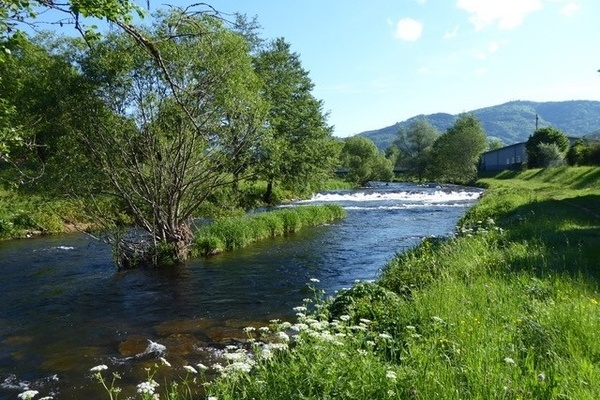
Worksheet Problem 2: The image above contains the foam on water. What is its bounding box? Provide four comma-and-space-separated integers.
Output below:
299, 190, 481, 204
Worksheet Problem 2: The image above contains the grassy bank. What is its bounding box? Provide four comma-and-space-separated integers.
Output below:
193, 204, 346, 256
203, 166, 600, 399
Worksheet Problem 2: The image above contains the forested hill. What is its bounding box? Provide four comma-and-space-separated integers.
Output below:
358, 100, 600, 151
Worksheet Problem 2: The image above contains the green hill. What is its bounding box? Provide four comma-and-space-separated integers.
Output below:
358, 100, 600, 151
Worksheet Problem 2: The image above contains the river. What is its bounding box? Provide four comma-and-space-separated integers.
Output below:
0, 182, 482, 399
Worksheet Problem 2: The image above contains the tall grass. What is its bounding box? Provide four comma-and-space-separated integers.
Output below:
193, 205, 346, 256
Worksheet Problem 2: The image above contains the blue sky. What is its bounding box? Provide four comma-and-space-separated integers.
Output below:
197, 0, 600, 137
29, 0, 600, 138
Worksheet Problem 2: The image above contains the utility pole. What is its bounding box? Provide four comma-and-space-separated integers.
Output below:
535, 114, 539, 130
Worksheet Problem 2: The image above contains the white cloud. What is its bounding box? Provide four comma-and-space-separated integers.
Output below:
395, 18, 423, 41
560, 2, 581, 17
456, 0, 543, 30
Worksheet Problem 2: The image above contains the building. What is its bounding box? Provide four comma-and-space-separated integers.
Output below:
480, 142, 527, 172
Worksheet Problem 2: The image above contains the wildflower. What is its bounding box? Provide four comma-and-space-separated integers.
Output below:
159, 357, 172, 367
137, 380, 159, 395
405, 325, 416, 331
276, 331, 290, 342
225, 345, 238, 351
269, 319, 281, 324
291, 323, 308, 332
243, 326, 256, 333
18, 391, 39, 400
183, 365, 198, 374
359, 318, 372, 325
378, 333, 393, 340
269, 343, 288, 351
386, 370, 397, 381
39, 397, 54, 400
197, 363, 209, 371
339, 315, 351, 322
503, 357, 515, 365
303, 298, 312, 303
309, 278, 320, 283
90, 364, 108, 372
431, 316, 445, 325
259, 326, 270, 333
208, 397, 218, 400
223, 352, 246, 362
280, 321, 292, 329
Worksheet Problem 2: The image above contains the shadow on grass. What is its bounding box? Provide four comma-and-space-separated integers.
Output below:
498, 194, 600, 282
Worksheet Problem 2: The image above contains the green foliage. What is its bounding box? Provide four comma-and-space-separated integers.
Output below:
427, 113, 488, 184
340, 136, 393, 186
193, 205, 346, 256
525, 126, 569, 168
390, 119, 440, 180
253, 38, 340, 201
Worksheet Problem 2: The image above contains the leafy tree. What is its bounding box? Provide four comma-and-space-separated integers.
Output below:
525, 127, 569, 168
427, 114, 487, 184
71, 11, 269, 267
536, 142, 565, 167
340, 136, 393, 186
253, 38, 339, 203
566, 139, 590, 166
391, 119, 439, 180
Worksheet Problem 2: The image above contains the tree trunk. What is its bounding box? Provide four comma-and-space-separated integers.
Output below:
263, 179, 274, 205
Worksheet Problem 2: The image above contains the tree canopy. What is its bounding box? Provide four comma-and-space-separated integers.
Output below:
427, 114, 487, 184
525, 126, 569, 168
391, 119, 440, 180
340, 136, 393, 186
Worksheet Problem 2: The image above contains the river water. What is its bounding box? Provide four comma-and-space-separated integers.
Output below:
0, 182, 481, 399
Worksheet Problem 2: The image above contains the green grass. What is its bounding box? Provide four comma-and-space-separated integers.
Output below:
203, 166, 600, 399
0, 192, 87, 239
193, 204, 347, 256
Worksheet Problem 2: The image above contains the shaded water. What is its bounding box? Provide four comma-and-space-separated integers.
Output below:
0, 182, 482, 399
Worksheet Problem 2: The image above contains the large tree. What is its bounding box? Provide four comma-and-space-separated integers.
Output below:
253, 38, 339, 203
71, 11, 269, 267
391, 119, 440, 180
525, 126, 569, 168
340, 136, 393, 186
427, 114, 487, 184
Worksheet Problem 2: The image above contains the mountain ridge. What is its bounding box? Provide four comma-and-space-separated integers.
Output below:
357, 100, 600, 151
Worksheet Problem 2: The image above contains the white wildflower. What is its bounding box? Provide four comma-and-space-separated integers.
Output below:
39, 397, 54, 400
18, 391, 39, 400
291, 323, 308, 332
405, 325, 416, 331
386, 370, 397, 381
359, 318, 372, 325
276, 331, 290, 342
431, 316, 445, 324
90, 365, 108, 372
503, 357, 515, 365
137, 380, 159, 395
159, 357, 171, 367
293, 306, 307, 313
259, 326, 270, 333
339, 315, 351, 322
197, 363, 209, 371
225, 345, 238, 351
280, 321, 292, 329
223, 352, 246, 362
309, 278, 320, 283
269, 319, 281, 324
183, 365, 198, 374
378, 333, 393, 340
243, 326, 256, 333
208, 397, 218, 400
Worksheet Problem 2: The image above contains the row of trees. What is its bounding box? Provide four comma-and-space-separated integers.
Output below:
1, 7, 340, 266
526, 127, 600, 168
382, 114, 488, 184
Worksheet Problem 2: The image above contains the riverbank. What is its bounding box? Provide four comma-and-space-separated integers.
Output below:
204, 166, 600, 399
